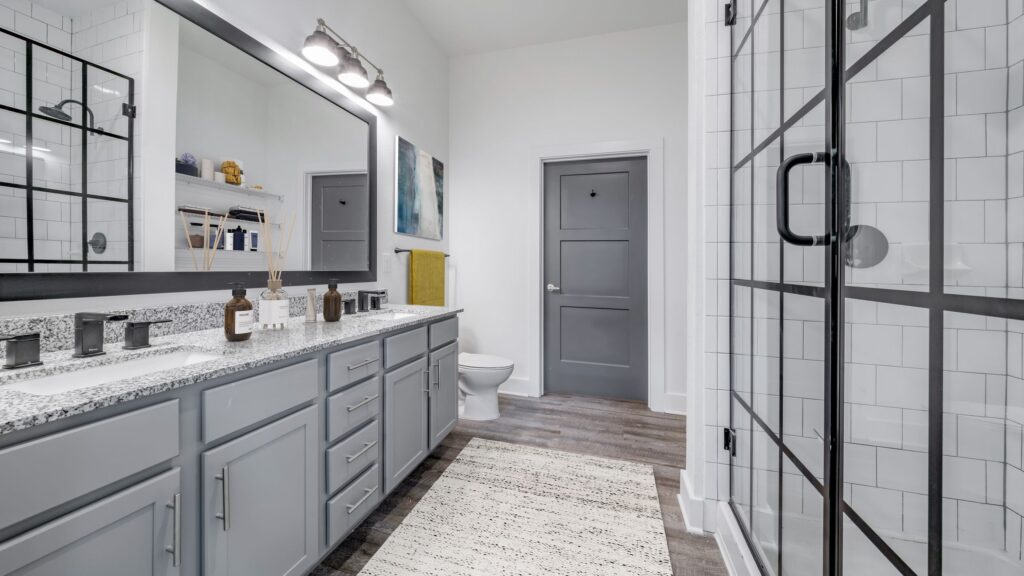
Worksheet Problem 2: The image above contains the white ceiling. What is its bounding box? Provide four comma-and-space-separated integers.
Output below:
401, 0, 686, 56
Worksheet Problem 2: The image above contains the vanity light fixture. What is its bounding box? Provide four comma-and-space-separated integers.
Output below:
300, 18, 393, 106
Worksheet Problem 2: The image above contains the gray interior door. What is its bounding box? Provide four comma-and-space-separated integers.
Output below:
311, 173, 369, 271
543, 157, 647, 401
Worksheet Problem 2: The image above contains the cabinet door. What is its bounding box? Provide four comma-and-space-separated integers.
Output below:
0, 468, 181, 576
202, 406, 317, 576
429, 341, 459, 451
384, 357, 429, 493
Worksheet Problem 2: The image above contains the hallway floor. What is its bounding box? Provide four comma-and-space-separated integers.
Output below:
313, 394, 727, 576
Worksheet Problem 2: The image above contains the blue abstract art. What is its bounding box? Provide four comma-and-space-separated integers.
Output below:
395, 136, 444, 240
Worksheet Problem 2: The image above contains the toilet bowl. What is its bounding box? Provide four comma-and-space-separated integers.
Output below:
458, 352, 513, 421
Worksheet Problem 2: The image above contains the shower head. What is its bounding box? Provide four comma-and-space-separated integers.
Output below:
37, 100, 94, 129
38, 105, 72, 122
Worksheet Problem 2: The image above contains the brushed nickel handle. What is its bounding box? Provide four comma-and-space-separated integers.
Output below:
546, 283, 560, 293
423, 369, 430, 393
215, 466, 230, 531
346, 486, 378, 514
432, 363, 440, 389
165, 492, 181, 567
346, 394, 379, 412
346, 440, 378, 463
347, 358, 377, 371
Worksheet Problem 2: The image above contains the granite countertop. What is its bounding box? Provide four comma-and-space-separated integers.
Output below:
0, 305, 461, 437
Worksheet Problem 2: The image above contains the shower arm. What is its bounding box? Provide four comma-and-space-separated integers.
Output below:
847, 0, 869, 30
52, 99, 95, 129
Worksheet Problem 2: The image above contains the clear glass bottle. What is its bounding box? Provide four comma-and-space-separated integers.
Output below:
258, 279, 289, 330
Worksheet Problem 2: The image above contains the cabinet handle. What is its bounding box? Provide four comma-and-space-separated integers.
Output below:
432, 363, 440, 389
346, 440, 378, 462
165, 492, 181, 567
215, 466, 230, 531
346, 394, 379, 412
346, 485, 378, 514
346, 358, 377, 371
423, 369, 430, 394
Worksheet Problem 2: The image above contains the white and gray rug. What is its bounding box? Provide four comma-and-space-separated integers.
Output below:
358, 438, 673, 576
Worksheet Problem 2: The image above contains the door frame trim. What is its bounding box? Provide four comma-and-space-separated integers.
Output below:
304, 169, 370, 270
525, 139, 669, 413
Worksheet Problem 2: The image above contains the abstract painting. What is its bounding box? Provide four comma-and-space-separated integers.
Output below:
395, 136, 444, 240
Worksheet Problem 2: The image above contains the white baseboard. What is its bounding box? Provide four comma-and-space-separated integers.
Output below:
714, 501, 759, 576
498, 376, 537, 397
677, 469, 705, 534
664, 392, 687, 415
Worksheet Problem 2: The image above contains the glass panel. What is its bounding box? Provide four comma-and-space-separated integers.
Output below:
32, 117, 79, 193
842, 516, 910, 576
86, 131, 129, 200
0, 109, 29, 186
943, 311, 1022, 576
86, 198, 128, 263
0, 31, 28, 110
735, 284, 753, 405
781, 292, 825, 482
843, 300, 930, 574
783, 101, 827, 289
781, 459, 823, 576
782, 0, 826, 116
753, 0, 783, 142
735, 163, 753, 281
845, 22, 931, 292
31, 44, 74, 125
753, 287, 781, 433
733, 396, 754, 529
732, 0, 756, 54
752, 421, 781, 575
32, 190, 79, 263
87, 66, 130, 138
754, 147, 781, 282
0, 186, 27, 265
735, 36, 754, 163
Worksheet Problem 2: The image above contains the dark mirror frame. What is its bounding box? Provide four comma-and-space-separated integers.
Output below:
0, 0, 377, 301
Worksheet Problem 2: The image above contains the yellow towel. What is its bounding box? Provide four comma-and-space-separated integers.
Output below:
408, 249, 445, 306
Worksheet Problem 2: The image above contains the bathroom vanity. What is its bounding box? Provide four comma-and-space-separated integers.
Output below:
0, 306, 460, 576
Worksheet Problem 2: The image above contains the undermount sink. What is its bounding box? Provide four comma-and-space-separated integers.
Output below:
4, 350, 222, 396
364, 312, 417, 322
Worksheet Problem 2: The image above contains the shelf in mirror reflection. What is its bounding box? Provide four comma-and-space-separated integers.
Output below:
175, 173, 284, 202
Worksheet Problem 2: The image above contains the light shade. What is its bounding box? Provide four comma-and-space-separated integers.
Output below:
337, 53, 370, 88
301, 29, 338, 67
366, 75, 393, 106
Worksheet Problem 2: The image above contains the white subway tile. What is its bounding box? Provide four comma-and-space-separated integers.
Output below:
957, 415, 1005, 461
878, 119, 930, 161
957, 501, 1005, 549
957, 69, 1008, 115
946, 28, 987, 73
878, 447, 928, 493
877, 366, 929, 410
957, 0, 1008, 30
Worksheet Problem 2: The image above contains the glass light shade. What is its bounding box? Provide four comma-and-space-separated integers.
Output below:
338, 55, 370, 88
301, 29, 338, 67
366, 77, 393, 106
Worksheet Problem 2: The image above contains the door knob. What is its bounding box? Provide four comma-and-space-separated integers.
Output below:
546, 283, 561, 293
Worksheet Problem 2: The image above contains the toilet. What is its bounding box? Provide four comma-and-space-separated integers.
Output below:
458, 352, 514, 421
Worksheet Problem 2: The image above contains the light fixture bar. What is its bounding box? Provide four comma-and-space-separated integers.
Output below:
303, 17, 392, 105
318, 19, 383, 75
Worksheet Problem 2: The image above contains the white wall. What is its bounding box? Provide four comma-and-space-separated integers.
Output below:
448, 23, 688, 412
0, 0, 449, 316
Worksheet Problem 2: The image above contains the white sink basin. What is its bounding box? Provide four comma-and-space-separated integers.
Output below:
364, 312, 417, 322
5, 350, 222, 396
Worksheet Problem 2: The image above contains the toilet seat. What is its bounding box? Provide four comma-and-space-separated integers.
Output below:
459, 352, 513, 370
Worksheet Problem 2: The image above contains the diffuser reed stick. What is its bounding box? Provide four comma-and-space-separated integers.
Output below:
179, 210, 199, 271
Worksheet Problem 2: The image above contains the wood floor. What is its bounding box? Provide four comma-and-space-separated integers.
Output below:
312, 394, 727, 576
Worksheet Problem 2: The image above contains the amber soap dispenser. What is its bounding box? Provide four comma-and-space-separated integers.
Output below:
323, 280, 342, 322
225, 283, 254, 341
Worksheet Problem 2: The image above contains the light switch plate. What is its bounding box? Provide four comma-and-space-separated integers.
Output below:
382, 252, 392, 274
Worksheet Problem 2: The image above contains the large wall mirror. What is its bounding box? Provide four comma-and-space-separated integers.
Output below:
0, 0, 376, 300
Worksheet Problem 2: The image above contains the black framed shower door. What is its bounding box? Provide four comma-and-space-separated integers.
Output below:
727, 1, 1024, 575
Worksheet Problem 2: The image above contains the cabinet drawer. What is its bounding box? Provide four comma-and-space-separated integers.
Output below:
384, 327, 427, 369
326, 377, 381, 443
326, 464, 380, 547
327, 341, 380, 392
0, 400, 179, 532
326, 420, 379, 495
429, 317, 458, 349
203, 359, 318, 443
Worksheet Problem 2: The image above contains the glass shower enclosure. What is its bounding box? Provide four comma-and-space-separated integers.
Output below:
727, 0, 1024, 575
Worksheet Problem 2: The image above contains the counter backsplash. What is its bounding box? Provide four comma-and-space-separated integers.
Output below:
0, 289, 381, 354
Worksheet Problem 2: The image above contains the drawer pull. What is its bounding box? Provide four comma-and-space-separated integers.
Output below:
347, 358, 377, 371
346, 440, 378, 463
346, 485, 378, 514
347, 394, 380, 412
215, 466, 230, 531
165, 492, 181, 567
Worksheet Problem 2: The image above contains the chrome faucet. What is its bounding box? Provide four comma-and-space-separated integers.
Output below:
73, 313, 128, 358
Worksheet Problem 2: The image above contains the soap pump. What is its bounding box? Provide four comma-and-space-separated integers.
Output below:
225, 283, 253, 342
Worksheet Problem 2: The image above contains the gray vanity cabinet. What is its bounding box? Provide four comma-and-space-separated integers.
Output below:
428, 341, 459, 451
0, 468, 181, 576
384, 357, 429, 492
202, 406, 318, 576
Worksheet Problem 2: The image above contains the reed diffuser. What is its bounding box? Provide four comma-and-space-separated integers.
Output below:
256, 209, 297, 330
179, 209, 228, 271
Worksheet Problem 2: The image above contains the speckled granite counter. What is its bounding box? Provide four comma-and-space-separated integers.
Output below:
0, 305, 460, 436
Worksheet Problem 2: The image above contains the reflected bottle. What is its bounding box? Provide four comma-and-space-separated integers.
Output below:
323, 280, 342, 322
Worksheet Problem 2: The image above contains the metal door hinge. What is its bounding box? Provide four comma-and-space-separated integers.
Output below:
724, 2, 737, 26
723, 427, 737, 456
122, 103, 137, 118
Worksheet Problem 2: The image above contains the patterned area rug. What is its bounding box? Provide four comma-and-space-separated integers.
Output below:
358, 438, 673, 575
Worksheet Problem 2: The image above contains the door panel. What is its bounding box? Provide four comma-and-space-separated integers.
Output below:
310, 173, 369, 271
429, 342, 458, 450
384, 358, 429, 492
202, 407, 317, 576
543, 157, 647, 401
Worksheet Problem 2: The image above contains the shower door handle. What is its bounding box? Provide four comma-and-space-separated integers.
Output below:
777, 152, 829, 247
